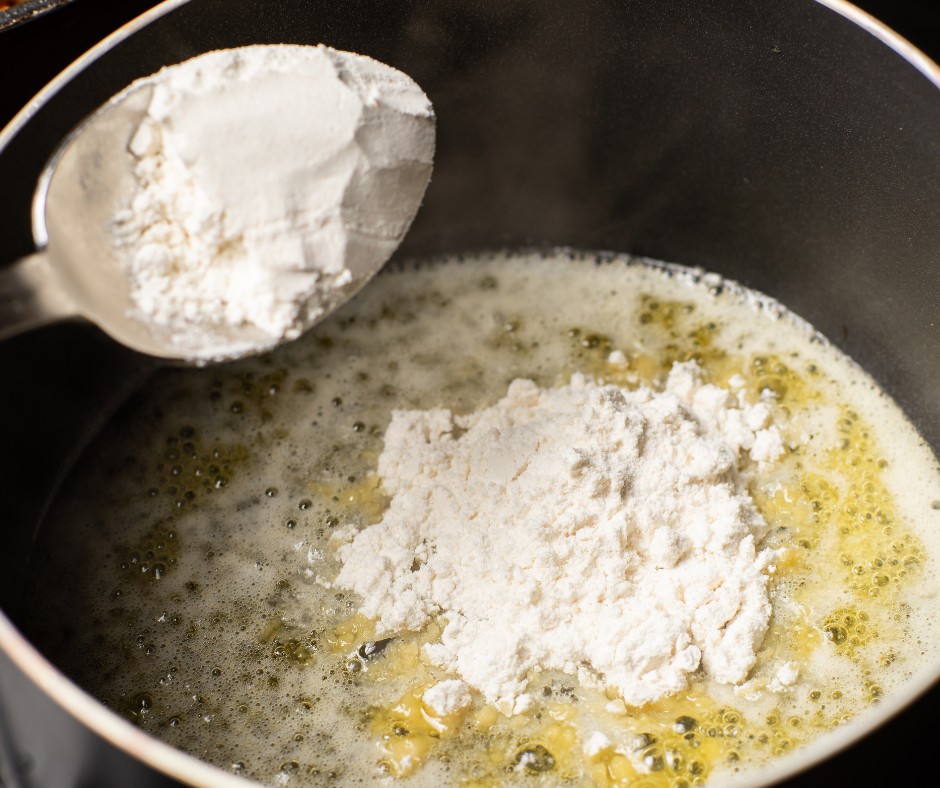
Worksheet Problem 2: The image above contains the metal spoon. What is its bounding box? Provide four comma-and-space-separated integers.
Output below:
0, 75, 431, 363
0, 85, 178, 357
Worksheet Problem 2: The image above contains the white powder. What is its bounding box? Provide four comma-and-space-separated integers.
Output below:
583, 732, 613, 756
111, 44, 435, 361
333, 362, 786, 713
422, 679, 472, 717
769, 661, 800, 692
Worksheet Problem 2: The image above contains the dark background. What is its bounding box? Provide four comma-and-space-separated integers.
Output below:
2, 0, 940, 137
1, 1, 938, 787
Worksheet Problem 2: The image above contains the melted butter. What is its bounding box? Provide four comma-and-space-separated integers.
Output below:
22, 252, 940, 786
327, 614, 377, 653
305, 476, 390, 531
372, 686, 468, 777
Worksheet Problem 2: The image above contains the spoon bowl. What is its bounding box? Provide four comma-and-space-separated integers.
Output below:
0, 81, 280, 361
0, 47, 434, 364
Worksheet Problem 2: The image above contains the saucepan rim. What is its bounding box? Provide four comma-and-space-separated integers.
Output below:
0, 0, 938, 785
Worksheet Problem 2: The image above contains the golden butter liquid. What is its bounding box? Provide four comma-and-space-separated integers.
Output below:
23, 252, 940, 786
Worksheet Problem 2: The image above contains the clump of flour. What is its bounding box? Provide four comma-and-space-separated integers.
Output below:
332, 362, 786, 713
111, 44, 435, 361
422, 680, 472, 717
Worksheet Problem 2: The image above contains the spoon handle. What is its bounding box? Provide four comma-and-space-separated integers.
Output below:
0, 253, 77, 341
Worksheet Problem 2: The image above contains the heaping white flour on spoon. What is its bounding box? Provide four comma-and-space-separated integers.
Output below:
110, 44, 435, 361
332, 361, 787, 714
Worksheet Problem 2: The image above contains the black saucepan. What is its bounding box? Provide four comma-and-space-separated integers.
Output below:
1, 1, 938, 786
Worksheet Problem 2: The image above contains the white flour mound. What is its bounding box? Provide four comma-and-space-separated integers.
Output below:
111, 44, 435, 360
333, 362, 786, 713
